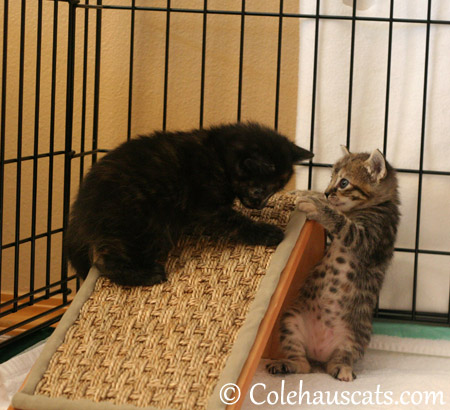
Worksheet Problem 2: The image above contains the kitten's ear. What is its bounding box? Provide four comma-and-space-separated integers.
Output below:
365, 149, 387, 182
291, 144, 314, 164
341, 145, 351, 156
242, 155, 276, 175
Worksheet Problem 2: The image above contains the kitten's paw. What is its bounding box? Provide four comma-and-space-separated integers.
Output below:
297, 196, 320, 216
330, 366, 356, 382
142, 272, 167, 286
143, 263, 168, 286
266, 359, 311, 375
126, 263, 168, 287
297, 190, 323, 198
297, 193, 328, 220
259, 224, 284, 246
106, 265, 167, 287
238, 223, 284, 247
266, 361, 296, 375
297, 198, 317, 214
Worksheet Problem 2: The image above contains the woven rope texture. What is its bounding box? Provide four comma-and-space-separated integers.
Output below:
35, 193, 298, 409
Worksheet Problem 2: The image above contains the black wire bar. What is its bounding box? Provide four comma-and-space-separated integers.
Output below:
0, 313, 63, 350
45, 0, 59, 299
79, 0, 90, 186
59, 0, 77, 306
198, 0, 207, 129
374, 310, 450, 326
345, 0, 357, 150
73, 2, 450, 27
273, 0, 284, 131
0, 301, 72, 338
411, 0, 433, 321
307, 0, 320, 190
236, 0, 245, 122
29, 0, 43, 306
91, 0, 102, 164
162, 0, 170, 131
0, 276, 76, 311
126, 0, 135, 140
382, 0, 395, 156
0, 0, 9, 301
13, 0, 27, 313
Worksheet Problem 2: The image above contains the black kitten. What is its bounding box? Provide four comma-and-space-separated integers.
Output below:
66, 122, 313, 286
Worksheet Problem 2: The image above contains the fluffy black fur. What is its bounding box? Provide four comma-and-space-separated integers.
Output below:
66, 122, 313, 286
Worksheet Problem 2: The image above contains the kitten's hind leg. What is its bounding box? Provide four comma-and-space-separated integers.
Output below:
266, 309, 311, 375
325, 349, 356, 382
266, 356, 311, 375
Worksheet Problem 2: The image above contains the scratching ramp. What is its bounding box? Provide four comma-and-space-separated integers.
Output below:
12, 193, 324, 410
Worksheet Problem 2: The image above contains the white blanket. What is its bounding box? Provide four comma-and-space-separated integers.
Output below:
243, 336, 450, 409
0, 342, 45, 410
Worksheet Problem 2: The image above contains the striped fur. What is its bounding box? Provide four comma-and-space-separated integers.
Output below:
267, 149, 400, 381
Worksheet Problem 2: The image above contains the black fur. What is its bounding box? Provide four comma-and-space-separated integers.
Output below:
66, 122, 313, 286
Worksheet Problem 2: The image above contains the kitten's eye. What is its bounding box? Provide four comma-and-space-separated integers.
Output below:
339, 178, 349, 189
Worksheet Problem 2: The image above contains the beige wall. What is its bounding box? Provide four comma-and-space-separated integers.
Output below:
0, 0, 299, 295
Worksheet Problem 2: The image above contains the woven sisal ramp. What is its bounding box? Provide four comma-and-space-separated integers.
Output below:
12, 192, 325, 410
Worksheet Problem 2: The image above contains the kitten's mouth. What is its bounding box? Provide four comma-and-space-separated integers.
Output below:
240, 197, 269, 210
327, 197, 343, 208
328, 198, 354, 212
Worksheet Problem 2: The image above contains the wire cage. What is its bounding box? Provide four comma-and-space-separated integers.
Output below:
0, 0, 449, 349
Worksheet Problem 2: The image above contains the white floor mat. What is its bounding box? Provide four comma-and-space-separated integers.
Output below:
243, 348, 450, 409
0, 342, 45, 410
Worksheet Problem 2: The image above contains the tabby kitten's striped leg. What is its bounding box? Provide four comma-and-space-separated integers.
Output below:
325, 348, 356, 382
266, 309, 311, 375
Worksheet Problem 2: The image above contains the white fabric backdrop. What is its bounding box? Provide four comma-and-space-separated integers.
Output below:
295, 0, 450, 314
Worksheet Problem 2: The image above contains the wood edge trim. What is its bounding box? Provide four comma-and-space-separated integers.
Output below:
228, 220, 321, 410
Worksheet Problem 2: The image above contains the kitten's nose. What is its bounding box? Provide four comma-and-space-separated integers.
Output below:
325, 191, 330, 198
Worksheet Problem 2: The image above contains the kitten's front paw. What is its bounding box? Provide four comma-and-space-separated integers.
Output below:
297, 190, 323, 198
143, 272, 167, 286
297, 195, 322, 217
296, 191, 327, 220
237, 223, 284, 247
297, 196, 318, 215
135, 263, 168, 286
259, 224, 284, 246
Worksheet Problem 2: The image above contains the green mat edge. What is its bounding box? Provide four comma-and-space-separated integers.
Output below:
373, 321, 450, 341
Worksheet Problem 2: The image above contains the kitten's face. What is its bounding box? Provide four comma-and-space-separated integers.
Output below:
234, 163, 292, 209
325, 148, 396, 212
226, 125, 313, 209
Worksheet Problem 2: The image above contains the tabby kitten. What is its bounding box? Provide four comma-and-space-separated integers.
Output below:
266, 147, 400, 381
66, 122, 313, 287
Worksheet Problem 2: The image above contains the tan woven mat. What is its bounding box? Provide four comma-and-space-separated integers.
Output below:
33, 193, 299, 409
